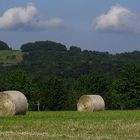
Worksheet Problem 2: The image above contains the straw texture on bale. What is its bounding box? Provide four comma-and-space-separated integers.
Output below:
77, 95, 105, 112
0, 90, 28, 116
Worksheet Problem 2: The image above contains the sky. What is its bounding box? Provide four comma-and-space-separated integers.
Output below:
0, 0, 140, 53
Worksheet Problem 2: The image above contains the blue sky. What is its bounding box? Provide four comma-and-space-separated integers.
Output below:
0, 0, 140, 53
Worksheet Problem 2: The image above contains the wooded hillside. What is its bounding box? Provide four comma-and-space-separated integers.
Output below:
0, 40, 140, 110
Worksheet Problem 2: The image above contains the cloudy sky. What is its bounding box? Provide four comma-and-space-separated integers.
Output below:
0, 0, 140, 53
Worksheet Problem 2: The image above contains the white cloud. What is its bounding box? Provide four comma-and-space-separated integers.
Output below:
94, 4, 140, 33
0, 3, 64, 31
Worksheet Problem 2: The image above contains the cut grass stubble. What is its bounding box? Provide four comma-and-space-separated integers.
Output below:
0, 111, 139, 140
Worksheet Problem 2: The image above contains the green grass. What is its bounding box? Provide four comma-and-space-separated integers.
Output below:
0, 111, 139, 140
0, 50, 23, 66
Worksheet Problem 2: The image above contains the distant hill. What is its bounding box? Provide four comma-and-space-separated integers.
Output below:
20, 40, 140, 80
0, 41, 11, 50
0, 40, 140, 81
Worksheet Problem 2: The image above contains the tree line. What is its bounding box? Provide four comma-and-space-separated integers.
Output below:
0, 40, 140, 110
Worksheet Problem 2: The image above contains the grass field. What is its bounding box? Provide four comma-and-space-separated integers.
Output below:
0, 111, 139, 140
0, 50, 23, 66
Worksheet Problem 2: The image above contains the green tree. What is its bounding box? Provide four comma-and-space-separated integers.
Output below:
69, 46, 81, 54
0, 70, 37, 102
110, 63, 140, 109
75, 72, 108, 97
0, 41, 11, 50
38, 76, 67, 111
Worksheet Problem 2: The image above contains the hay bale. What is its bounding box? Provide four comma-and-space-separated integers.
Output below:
0, 90, 28, 116
77, 95, 105, 112
0, 93, 15, 116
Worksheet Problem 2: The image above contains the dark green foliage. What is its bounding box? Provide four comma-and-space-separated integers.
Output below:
20, 40, 118, 79
0, 41, 11, 50
0, 40, 139, 110
75, 72, 108, 96
0, 69, 38, 102
21, 41, 67, 52
69, 46, 81, 53
38, 76, 67, 111
74, 72, 108, 108
110, 63, 140, 109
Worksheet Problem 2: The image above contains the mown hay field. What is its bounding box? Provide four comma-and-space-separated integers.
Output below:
0, 111, 140, 140
0, 50, 23, 66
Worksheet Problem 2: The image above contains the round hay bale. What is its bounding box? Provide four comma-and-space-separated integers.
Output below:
77, 95, 105, 112
0, 93, 15, 116
0, 90, 28, 116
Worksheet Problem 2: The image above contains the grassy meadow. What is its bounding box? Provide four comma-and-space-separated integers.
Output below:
0, 50, 23, 66
0, 111, 139, 140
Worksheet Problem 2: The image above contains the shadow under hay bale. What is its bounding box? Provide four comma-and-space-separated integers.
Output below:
77, 95, 105, 112
0, 90, 28, 116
